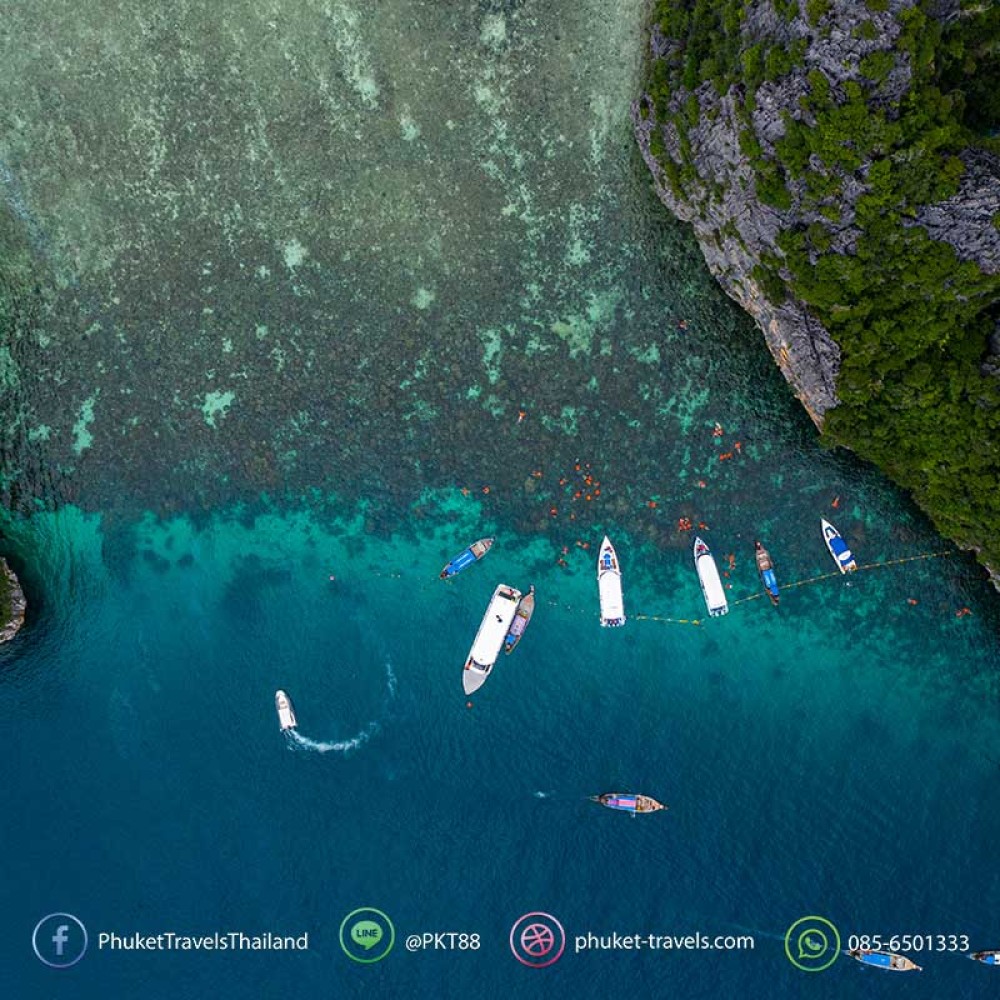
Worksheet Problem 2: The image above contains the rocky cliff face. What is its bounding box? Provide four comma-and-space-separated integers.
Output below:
913, 148, 1000, 275
632, 85, 842, 425
632, 0, 999, 427
0, 557, 25, 643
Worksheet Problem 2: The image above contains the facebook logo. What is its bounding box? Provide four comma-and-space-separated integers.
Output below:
52, 924, 69, 955
32, 913, 88, 968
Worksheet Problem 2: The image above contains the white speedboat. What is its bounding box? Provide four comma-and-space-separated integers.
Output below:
275, 690, 298, 731
693, 536, 729, 617
821, 518, 857, 573
463, 584, 522, 694
597, 536, 626, 627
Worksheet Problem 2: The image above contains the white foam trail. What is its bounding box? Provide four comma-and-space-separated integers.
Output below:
284, 659, 396, 756
290, 720, 379, 754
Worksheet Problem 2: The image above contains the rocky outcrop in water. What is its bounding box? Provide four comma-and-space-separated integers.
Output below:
0, 557, 25, 643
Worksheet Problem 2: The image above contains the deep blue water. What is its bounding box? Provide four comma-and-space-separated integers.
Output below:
3, 495, 1000, 999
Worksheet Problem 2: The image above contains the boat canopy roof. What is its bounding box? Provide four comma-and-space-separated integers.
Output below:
860, 952, 893, 968
608, 795, 637, 809
445, 549, 476, 574
469, 586, 521, 667
694, 538, 728, 614
598, 571, 625, 620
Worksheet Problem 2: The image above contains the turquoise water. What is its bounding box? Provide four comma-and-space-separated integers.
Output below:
2, 1, 1000, 998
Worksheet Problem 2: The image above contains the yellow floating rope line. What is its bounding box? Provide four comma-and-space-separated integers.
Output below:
636, 550, 955, 622
763, 549, 955, 599
633, 614, 703, 626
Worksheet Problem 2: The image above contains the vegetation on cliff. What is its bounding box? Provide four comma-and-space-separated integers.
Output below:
643, 0, 1000, 570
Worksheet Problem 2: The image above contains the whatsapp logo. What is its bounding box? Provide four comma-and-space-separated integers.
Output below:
784, 916, 841, 972
339, 907, 395, 964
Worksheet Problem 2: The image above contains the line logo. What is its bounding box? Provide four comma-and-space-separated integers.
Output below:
339, 907, 395, 964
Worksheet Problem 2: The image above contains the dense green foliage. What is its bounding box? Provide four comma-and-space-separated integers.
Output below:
646, 0, 1000, 569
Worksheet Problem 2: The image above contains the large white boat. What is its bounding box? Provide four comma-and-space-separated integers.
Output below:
275, 690, 298, 730
693, 536, 729, 617
597, 536, 626, 627
463, 584, 522, 694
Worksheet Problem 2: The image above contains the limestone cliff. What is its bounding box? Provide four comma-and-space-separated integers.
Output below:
634, 0, 1000, 577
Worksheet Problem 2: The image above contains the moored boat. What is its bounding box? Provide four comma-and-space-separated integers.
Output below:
847, 948, 922, 972
463, 583, 522, 694
693, 536, 729, 617
754, 540, 780, 605
504, 585, 535, 654
971, 950, 1000, 965
440, 537, 494, 580
597, 536, 626, 627
821, 519, 857, 573
591, 793, 667, 814
275, 690, 298, 731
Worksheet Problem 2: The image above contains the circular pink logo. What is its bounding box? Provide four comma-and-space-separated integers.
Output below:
509, 911, 566, 968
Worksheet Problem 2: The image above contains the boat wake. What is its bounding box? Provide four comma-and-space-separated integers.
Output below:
289, 721, 380, 755
285, 660, 396, 756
